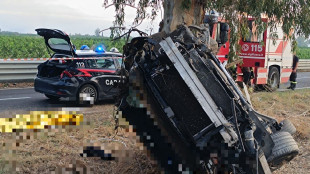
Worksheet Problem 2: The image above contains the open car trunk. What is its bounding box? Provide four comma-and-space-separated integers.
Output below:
36, 28, 76, 56
37, 59, 73, 78
35, 28, 76, 78
114, 25, 299, 173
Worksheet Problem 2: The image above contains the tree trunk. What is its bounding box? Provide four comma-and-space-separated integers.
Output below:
162, 0, 205, 33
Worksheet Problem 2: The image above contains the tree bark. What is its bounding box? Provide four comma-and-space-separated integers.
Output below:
162, 0, 205, 33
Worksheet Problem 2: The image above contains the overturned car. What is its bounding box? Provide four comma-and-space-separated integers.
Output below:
115, 25, 298, 173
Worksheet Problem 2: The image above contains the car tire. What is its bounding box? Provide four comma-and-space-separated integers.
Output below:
268, 132, 299, 167
280, 119, 296, 135
267, 67, 280, 91
78, 84, 97, 105
45, 94, 60, 100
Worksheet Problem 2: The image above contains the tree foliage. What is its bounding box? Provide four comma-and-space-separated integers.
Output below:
103, 0, 310, 61
104, 0, 310, 36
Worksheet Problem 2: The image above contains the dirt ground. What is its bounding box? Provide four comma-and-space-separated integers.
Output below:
0, 82, 33, 89
0, 104, 160, 174
251, 89, 310, 174
0, 88, 309, 173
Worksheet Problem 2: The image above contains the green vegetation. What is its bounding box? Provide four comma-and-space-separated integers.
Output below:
1, 32, 307, 59
0, 34, 125, 59
297, 47, 310, 59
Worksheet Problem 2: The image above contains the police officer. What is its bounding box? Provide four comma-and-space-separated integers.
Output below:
287, 54, 299, 90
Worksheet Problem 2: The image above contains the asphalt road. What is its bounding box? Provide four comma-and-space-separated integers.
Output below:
0, 72, 309, 117
279, 71, 310, 90
0, 87, 113, 117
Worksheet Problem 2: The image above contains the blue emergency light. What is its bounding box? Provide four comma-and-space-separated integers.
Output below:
95, 44, 106, 53
80, 45, 90, 50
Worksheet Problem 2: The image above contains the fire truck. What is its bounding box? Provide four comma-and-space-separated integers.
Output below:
205, 15, 293, 90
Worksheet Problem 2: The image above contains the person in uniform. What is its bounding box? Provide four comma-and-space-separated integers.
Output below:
287, 54, 299, 90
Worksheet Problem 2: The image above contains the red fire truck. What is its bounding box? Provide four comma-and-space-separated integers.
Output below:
206, 16, 293, 90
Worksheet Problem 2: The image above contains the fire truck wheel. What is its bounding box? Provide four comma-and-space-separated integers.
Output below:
268, 67, 280, 91
268, 131, 299, 168
280, 119, 296, 135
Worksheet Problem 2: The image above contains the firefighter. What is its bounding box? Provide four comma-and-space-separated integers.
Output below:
287, 54, 299, 90
242, 67, 254, 87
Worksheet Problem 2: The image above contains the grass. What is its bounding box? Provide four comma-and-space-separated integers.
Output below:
251, 89, 310, 138
0, 159, 9, 174
0, 89, 309, 173
0, 105, 159, 174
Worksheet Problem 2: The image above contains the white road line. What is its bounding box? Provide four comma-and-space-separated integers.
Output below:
0, 97, 31, 101
0, 87, 34, 91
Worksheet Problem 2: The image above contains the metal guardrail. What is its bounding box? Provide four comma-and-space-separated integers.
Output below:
298, 59, 310, 71
0, 59, 309, 82
0, 61, 44, 82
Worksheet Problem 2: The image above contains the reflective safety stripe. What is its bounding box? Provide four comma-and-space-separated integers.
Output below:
256, 67, 268, 84
257, 78, 267, 84
257, 72, 267, 78
281, 68, 292, 83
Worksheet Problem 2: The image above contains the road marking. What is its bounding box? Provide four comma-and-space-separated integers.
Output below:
0, 87, 34, 91
0, 97, 31, 101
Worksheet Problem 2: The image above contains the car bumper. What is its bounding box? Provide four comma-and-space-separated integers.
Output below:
34, 77, 79, 99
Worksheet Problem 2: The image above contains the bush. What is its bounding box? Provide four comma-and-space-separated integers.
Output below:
297, 47, 310, 59
0, 35, 126, 59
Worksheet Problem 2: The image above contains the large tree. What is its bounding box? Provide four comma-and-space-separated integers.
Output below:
103, 0, 310, 61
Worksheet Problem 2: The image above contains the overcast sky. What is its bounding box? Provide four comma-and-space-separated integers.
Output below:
0, 0, 161, 36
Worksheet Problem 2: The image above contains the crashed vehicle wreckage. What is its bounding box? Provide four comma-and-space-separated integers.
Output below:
83, 25, 299, 173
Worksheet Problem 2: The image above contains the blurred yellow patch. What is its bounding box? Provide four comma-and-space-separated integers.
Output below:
0, 111, 83, 133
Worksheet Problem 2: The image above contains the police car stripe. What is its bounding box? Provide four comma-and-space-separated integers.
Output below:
77, 69, 116, 73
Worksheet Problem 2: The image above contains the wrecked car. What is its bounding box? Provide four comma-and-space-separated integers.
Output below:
114, 25, 299, 173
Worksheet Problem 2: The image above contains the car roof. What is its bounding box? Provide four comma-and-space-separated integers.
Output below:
75, 50, 122, 57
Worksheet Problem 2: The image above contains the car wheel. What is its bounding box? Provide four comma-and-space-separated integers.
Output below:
45, 94, 60, 100
280, 119, 296, 135
267, 67, 280, 91
267, 132, 299, 168
78, 84, 97, 105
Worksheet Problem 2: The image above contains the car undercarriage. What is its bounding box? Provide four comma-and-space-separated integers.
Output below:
91, 25, 299, 173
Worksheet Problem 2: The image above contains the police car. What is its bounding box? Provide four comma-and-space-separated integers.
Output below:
34, 28, 123, 104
